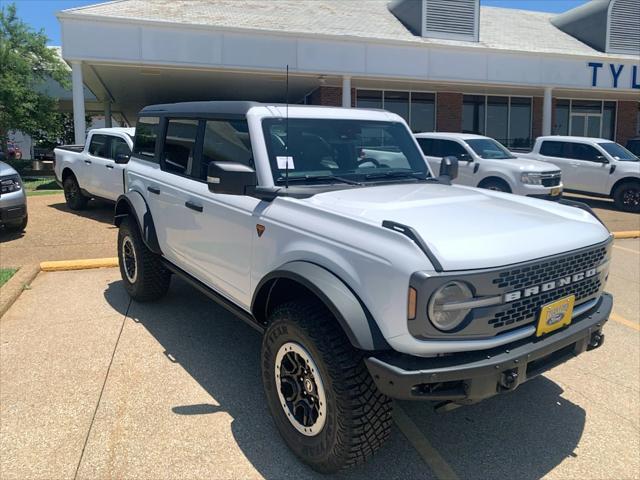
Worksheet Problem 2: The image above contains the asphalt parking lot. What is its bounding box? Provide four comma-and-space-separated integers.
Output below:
1, 239, 638, 480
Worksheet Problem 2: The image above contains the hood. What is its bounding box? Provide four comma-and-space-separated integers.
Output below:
0, 161, 19, 177
506, 156, 561, 173
305, 183, 610, 271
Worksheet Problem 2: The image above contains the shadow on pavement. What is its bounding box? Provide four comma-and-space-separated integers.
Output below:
103, 277, 586, 479
48, 199, 115, 225
0, 228, 25, 242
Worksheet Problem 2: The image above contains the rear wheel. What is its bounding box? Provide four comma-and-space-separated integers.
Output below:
479, 178, 511, 193
613, 181, 640, 213
117, 218, 171, 301
63, 175, 88, 210
262, 301, 392, 473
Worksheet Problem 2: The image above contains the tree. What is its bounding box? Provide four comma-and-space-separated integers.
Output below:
0, 3, 70, 156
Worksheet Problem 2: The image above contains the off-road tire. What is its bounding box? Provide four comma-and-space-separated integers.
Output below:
613, 181, 640, 213
478, 178, 511, 193
63, 175, 88, 210
117, 217, 171, 301
262, 301, 392, 473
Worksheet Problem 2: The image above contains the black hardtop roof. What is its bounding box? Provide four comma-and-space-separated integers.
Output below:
138, 101, 262, 117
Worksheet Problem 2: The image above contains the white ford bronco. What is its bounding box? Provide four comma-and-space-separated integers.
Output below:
114, 102, 613, 472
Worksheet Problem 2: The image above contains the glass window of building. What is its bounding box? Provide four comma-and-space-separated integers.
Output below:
462, 95, 531, 149
411, 92, 435, 133
462, 95, 485, 135
553, 100, 616, 140
356, 90, 435, 133
486, 96, 509, 145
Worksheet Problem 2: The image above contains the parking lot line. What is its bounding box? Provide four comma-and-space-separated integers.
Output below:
613, 244, 640, 255
393, 404, 460, 480
610, 312, 640, 332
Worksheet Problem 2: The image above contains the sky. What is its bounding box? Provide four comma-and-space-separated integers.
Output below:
3, 0, 590, 46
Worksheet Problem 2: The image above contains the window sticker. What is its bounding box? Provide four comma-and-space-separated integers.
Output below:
276, 156, 295, 169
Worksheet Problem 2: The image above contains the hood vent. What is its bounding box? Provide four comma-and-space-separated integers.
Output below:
389, 0, 480, 42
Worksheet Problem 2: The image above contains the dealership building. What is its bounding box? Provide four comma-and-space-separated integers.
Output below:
58, 0, 640, 148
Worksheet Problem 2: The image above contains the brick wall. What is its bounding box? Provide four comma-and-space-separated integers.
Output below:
616, 101, 638, 146
436, 92, 462, 132
532, 97, 543, 139
307, 86, 356, 107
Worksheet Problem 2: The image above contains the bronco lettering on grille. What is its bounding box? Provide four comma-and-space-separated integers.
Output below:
503, 268, 597, 302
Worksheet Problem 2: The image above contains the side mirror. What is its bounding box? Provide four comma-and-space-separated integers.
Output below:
459, 153, 473, 163
439, 156, 459, 183
207, 161, 257, 195
115, 153, 130, 164
595, 155, 609, 164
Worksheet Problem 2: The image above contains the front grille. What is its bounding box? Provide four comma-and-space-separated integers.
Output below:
492, 245, 607, 291
487, 245, 609, 330
539, 171, 561, 188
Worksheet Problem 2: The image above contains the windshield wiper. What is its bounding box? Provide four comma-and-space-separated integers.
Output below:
364, 170, 432, 181
275, 174, 362, 186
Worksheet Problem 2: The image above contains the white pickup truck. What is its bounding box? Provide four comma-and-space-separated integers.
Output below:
415, 133, 563, 199
54, 128, 134, 209
520, 136, 640, 213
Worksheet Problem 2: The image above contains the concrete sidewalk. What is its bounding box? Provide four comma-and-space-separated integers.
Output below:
1, 246, 638, 479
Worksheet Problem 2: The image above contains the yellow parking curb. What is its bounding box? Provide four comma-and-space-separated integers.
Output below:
40, 258, 119, 272
613, 230, 640, 239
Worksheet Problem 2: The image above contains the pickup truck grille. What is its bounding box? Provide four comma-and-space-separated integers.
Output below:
487, 244, 609, 330
541, 171, 561, 187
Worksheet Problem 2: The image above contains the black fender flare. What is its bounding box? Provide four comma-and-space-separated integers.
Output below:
114, 191, 162, 255
252, 261, 389, 351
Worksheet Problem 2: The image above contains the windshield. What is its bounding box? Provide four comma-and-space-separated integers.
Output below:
465, 139, 516, 160
598, 142, 639, 161
262, 118, 430, 184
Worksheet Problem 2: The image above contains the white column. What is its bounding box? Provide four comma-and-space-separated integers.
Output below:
543, 87, 553, 136
342, 76, 352, 108
71, 61, 86, 145
104, 101, 112, 128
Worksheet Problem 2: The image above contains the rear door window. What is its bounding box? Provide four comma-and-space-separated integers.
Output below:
109, 137, 131, 160
417, 138, 436, 156
162, 119, 199, 176
133, 117, 160, 161
88, 134, 110, 158
539, 141, 565, 157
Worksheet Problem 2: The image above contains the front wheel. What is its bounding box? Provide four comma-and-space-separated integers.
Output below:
478, 178, 511, 193
262, 301, 392, 473
613, 182, 640, 213
117, 218, 171, 301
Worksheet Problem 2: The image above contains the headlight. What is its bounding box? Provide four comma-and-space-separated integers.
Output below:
427, 281, 473, 331
521, 172, 543, 185
0, 175, 22, 194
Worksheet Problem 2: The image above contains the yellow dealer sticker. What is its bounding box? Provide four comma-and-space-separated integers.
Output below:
536, 295, 575, 337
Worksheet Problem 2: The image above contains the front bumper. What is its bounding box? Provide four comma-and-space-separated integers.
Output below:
366, 292, 611, 403
0, 204, 27, 224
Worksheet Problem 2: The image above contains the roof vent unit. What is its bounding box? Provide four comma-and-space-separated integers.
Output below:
607, 0, 640, 55
388, 0, 480, 42
552, 0, 639, 55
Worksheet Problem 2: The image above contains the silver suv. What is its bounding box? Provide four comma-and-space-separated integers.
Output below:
115, 101, 613, 472
0, 161, 27, 232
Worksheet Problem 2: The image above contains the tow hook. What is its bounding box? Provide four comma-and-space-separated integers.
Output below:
587, 332, 605, 351
499, 369, 519, 391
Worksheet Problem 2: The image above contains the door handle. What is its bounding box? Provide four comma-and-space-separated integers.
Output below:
84, 160, 92, 165
185, 201, 203, 212
106, 165, 114, 169
147, 186, 160, 195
